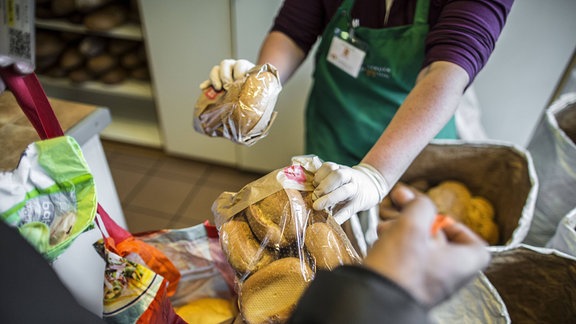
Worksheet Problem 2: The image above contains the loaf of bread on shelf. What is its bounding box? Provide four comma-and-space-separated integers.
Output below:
87, 53, 119, 76
84, 3, 129, 31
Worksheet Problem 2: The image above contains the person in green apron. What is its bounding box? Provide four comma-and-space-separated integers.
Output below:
203, 0, 514, 254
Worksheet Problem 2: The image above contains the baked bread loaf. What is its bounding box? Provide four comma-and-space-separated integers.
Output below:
427, 181, 471, 221
305, 222, 354, 270
246, 189, 306, 248
194, 63, 281, 146
466, 196, 499, 245
220, 216, 275, 276
84, 3, 129, 31
232, 68, 280, 136
426, 180, 499, 245
87, 53, 118, 76
239, 257, 312, 324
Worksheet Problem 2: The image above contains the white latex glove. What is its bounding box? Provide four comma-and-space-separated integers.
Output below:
199, 59, 255, 91
312, 162, 389, 225
0, 57, 34, 92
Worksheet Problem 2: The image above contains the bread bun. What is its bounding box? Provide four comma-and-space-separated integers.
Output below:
301, 192, 329, 223
427, 181, 471, 221
305, 222, 354, 270
220, 216, 275, 276
87, 53, 118, 76
234, 70, 279, 135
246, 189, 306, 248
84, 4, 129, 31
239, 257, 312, 324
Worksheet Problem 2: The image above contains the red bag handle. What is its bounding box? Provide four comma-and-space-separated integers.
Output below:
0, 67, 63, 139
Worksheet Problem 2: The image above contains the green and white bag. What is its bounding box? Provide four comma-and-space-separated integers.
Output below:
0, 136, 97, 262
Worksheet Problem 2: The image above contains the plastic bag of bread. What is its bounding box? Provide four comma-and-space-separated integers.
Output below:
194, 63, 281, 146
212, 155, 361, 324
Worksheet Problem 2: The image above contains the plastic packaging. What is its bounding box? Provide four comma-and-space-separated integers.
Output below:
194, 63, 281, 146
212, 155, 361, 324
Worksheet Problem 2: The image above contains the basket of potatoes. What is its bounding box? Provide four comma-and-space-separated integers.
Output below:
382, 140, 538, 247
212, 156, 361, 324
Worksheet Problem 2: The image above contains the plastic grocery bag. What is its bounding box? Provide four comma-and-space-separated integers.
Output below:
525, 92, 576, 246
94, 206, 185, 324
0, 135, 97, 262
194, 63, 281, 146
95, 207, 238, 324
212, 155, 361, 324
133, 221, 236, 308
99, 248, 185, 324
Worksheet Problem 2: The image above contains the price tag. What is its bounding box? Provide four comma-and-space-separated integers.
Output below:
0, 0, 35, 67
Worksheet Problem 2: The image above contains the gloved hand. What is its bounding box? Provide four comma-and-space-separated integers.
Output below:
312, 162, 389, 225
199, 59, 255, 91
0, 56, 34, 93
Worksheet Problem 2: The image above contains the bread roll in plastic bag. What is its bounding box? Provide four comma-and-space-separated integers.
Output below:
194, 63, 281, 146
212, 155, 361, 324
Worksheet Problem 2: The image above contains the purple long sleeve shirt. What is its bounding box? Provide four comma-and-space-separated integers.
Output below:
271, 0, 514, 83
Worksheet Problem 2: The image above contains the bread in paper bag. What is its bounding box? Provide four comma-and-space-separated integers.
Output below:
194, 63, 281, 146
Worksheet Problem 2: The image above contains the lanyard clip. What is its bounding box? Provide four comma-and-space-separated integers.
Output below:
349, 18, 360, 43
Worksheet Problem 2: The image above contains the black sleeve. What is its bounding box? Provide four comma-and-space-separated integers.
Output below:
0, 221, 105, 324
288, 266, 430, 324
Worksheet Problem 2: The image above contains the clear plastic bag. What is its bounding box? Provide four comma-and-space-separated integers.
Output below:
194, 63, 281, 146
212, 155, 361, 324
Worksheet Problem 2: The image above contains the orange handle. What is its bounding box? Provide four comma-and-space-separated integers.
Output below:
431, 214, 454, 235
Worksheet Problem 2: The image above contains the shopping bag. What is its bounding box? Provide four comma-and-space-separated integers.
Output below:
525, 92, 576, 246
0, 136, 97, 262
94, 205, 186, 324
94, 207, 240, 323
546, 207, 576, 257
212, 155, 361, 324
484, 244, 576, 323
133, 221, 236, 308
0, 67, 96, 262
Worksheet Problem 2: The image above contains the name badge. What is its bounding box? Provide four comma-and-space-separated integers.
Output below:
327, 36, 366, 78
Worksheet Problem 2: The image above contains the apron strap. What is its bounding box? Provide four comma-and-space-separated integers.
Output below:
413, 0, 430, 25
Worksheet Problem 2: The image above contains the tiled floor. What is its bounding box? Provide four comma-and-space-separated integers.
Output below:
101, 140, 265, 233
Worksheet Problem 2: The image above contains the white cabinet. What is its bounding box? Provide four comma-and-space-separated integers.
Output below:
140, 0, 314, 172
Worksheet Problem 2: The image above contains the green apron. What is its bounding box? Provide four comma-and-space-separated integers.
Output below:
306, 0, 457, 167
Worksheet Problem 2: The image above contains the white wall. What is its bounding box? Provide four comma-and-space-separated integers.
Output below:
473, 0, 576, 147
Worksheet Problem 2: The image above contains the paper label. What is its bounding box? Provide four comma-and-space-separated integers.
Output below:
0, 0, 34, 65
327, 36, 365, 78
